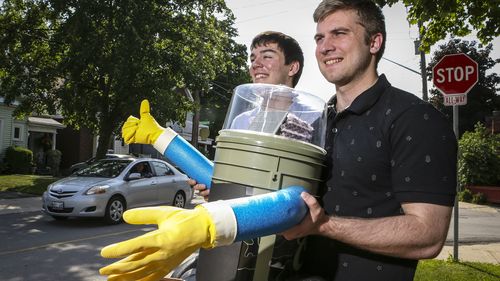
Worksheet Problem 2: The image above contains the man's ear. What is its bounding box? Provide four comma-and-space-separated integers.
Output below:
370, 33, 383, 55
288, 61, 300, 77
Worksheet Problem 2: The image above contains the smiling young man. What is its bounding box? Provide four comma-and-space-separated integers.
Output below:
249, 31, 303, 88
191, 31, 304, 197
282, 1, 457, 280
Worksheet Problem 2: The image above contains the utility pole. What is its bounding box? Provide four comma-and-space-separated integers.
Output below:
416, 21, 428, 101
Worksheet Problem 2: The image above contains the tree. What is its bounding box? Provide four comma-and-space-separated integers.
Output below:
426, 39, 500, 135
0, 0, 244, 158
200, 41, 250, 144
458, 122, 500, 187
377, 0, 499, 52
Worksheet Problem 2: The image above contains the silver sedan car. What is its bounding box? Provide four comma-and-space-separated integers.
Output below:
42, 157, 193, 224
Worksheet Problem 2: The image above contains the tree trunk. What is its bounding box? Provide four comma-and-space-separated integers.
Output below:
191, 90, 200, 149
96, 120, 114, 159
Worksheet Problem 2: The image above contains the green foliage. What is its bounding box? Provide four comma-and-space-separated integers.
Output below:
377, 0, 499, 52
4, 146, 33, 174
415, 259, 500, 281
427, 39, 500, 136
458, 123, 500, 186
0, 0, 248, 158
46, 149, 62, 176
471, 192, 487, 205
201, 41, 251, 142
458, 188, 473, 203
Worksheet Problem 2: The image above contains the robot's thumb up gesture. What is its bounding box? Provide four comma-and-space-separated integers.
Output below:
122, 100, 165, 145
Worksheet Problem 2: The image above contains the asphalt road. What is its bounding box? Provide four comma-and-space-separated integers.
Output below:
0, 201, 498, 281
0, 211, 155, 281
446, 204, 500, 244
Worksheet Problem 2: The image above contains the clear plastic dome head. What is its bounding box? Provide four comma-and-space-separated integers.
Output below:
222, 83, 327, 148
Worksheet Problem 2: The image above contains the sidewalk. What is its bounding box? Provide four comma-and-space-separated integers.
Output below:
435, 202, 500, 264
0, 192, 42, 215
1, 192, 499, 264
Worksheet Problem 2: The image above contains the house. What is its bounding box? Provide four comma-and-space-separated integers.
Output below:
128, 112, 213, 160
0, 99, 66, 171
485, 110, 500, 134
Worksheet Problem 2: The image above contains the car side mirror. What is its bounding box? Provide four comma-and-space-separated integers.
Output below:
127, 172, 142, 180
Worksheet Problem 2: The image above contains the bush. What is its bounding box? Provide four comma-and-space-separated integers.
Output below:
472, 192, 487, 205
46, 149, 62, 176
458, 123, 500, 186
458, 188, 473, 202
4, 146, 34, 174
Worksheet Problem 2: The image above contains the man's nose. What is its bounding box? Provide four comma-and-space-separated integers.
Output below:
318, 37, 335, 55
251, 58, 263, 68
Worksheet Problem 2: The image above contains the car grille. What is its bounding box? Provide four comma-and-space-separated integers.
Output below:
47, 207, 74, 213
49, 190, 78, 199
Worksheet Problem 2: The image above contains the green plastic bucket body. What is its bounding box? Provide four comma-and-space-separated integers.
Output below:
212, 130, 326, 194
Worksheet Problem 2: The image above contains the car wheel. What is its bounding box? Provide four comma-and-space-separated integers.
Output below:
51, 215, 68, 221
105, 196, 126, 224
171, 253, 198, 279
173, 191, 186, 208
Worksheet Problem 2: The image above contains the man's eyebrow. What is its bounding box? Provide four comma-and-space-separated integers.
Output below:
259, 48, 279, 54
330, 27, 350, 33
315, 27, 351, 39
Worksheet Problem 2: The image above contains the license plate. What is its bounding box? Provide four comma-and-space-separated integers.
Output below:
51, 201, 64, 210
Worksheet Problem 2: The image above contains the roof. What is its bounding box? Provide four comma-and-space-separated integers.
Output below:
28, 117, 66, 129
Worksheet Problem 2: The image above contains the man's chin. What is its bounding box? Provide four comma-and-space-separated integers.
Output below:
253, 78, 273, 84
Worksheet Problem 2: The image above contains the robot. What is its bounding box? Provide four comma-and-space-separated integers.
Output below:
100, 84, 327, 281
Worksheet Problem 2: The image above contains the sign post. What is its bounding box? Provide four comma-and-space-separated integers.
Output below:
432, 53, 478, 262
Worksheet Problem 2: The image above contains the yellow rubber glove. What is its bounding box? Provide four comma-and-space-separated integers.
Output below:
122, 99, 165, 145
99, 206, 217, 281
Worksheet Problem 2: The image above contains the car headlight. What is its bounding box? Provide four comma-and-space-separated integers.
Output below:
47, 184, 54, 192
85, 185, 110, 195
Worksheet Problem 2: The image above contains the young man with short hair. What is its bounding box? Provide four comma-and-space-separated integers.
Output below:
282, 1, 457, 280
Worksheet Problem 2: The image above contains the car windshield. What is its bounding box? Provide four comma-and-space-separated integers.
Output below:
75, 159, 132, 178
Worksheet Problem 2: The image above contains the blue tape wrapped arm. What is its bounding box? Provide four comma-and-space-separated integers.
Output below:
164, 135, 214, 188
231, 186, 307, 241
203, 186, 308, 245
153, 129, 214, 188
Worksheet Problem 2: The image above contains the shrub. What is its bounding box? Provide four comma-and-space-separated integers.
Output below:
46, 149, 62, 176
4, 146, 34, 174
458, 123, 500, 186
458, 188, 473, 203
472, 192, 487, 205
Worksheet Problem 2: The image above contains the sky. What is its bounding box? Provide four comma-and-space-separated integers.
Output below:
224, 0, 500, 102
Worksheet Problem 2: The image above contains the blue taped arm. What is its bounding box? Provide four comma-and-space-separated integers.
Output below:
229, 186, 308, 241
164, 135, 214, 188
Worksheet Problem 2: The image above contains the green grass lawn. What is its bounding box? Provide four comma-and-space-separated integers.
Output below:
415, 259, 500, 281
0, 174, 61, 195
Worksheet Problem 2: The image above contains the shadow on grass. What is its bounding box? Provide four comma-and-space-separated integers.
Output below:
461, 262, 500, 279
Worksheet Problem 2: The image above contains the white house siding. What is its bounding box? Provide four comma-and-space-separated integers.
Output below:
12, 120, 28, 148
0, 104, 15, 161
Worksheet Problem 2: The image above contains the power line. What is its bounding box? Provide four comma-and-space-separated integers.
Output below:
382, 57, 421, 76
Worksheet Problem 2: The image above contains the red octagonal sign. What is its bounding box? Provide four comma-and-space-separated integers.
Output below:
432, 53, 478, 95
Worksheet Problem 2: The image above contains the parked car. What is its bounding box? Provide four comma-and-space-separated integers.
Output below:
68, 153, 134, 174
42, 158, 193, 224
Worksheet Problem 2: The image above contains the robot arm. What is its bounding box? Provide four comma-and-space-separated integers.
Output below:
100, 187, 307, 280
100, 100, 309, 281
121, 99, 214, 188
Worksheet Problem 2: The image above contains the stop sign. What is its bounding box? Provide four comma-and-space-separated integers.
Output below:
432, 53, 478, 95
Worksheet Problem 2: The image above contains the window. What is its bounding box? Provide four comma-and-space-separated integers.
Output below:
152, 161, 174, 176
13, 125, 23, 141
131, 162, 153, 178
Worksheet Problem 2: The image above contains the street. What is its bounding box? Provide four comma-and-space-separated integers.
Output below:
0, 211, 154, 281
0, 201, 499, 281
446, 204, 500, 244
